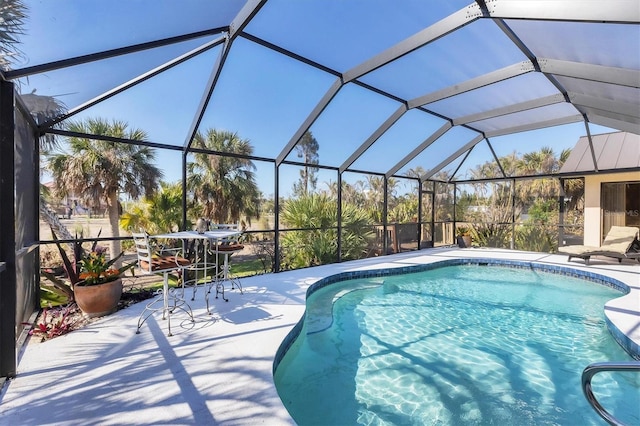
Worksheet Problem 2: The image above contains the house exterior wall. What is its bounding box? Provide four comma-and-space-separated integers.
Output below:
584, 172, 640, 246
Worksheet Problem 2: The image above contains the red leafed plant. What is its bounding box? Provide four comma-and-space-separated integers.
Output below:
27, 305, 80, 341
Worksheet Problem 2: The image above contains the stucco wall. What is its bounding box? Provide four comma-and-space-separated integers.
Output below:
584, 172, 640, 246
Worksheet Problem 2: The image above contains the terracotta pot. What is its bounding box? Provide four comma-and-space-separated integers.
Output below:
74, 278, 123, 318
457, 235, 472, 248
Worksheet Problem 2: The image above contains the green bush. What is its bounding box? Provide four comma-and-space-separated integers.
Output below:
280, 194, 373, 270
470, 223, 511, 248
515, 224, 558, 253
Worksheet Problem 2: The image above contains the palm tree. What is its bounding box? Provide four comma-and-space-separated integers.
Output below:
519, 146, 559, 175
363, 176, 398, 224
340, 179, 367, 206
120, 182, 184, 234
0, 1, 66, 196
22, 91, 67, 150
518, 146, 561, 201
188, 129, 260, 225
0, 0, 26, 70
404, 166, 426, 180
47, 118, 162, 263
558, 148, 584, 213
292, 131, 319, 197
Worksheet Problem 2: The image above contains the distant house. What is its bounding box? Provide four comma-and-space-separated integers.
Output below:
42, 182, 104, 217
559, 131, 640, 247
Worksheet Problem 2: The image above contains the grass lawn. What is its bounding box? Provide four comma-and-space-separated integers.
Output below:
232, 258, 267, 277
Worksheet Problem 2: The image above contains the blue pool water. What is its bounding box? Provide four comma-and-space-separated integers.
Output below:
274, 264, 639, 425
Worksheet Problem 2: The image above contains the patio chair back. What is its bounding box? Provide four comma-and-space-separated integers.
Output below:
132, 232, 154, 274
602, 226, 639, 253
132, 232, 189, 274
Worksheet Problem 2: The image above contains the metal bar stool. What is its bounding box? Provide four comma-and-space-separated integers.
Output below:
209, 223, 244, 295
181, 237, 218, 314
216, 242, 244, 294
132, 232, 194, 336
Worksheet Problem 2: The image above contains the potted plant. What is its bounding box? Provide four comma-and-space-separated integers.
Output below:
456, 226, 472, 248
74, 247, 135, 318
41, 229, 136, 318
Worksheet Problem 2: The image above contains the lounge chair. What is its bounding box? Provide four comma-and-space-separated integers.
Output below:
558, 225, 640, 265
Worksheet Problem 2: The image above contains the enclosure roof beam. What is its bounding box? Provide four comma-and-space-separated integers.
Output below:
385, 122, 452, 178
448, 145, 475, 183
485, 114, 584, 138
587, 114, 640, 135
448, 166, 640, 185
343, 4, 481, 82
569, 93, 640, 123
491, 17, 577, 106
486, 138, 507, 178
183, 36, 230, 151
276, 78, 344, 165
583, 118, 599, 173
241, 33, 342, 78
453, 94, 566, 126
422, 134, 484, 180
4, 28, 227, 80
47, 128, 182, 151
408, 61, 536, 108
37, 36, 226, 132
228, 0, 267, 41
268, 4, 479, 167
183, 2, 266, 151
484, 0, 640, 23
340, 104, 408, 173
538, 59, 640, 88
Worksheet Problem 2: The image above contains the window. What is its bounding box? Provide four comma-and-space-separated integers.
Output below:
601, 182, 640, 239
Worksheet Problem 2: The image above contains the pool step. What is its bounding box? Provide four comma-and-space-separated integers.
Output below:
305, 279, 383, 335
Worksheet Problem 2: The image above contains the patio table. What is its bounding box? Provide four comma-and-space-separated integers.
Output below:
153, 229, 243, 313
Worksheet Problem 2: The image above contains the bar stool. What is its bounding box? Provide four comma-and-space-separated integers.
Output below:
182, 237, 218, 314
210, 223, 244, 295
217, 242, 244, 294
132, 232, 194, 336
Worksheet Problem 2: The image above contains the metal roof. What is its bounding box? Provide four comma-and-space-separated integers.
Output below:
559, 131, 640, 174
3, 0, 640, 183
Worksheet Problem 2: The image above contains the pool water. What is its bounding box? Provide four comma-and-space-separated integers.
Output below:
274, 265, 639, 425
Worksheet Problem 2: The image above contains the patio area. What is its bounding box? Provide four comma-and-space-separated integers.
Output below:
1, 247, 638, 425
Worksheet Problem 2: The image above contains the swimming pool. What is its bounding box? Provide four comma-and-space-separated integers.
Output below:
274, 260, 639, 425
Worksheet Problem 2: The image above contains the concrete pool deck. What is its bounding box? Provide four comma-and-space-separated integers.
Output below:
1, 247, 638, 425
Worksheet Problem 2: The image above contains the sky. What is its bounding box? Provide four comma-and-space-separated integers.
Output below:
15, 0, 627, 199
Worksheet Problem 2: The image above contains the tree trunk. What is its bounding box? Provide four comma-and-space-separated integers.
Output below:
108, 191, 122, 268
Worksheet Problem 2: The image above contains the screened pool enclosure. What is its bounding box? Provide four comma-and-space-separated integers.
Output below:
1, 1, 638, 378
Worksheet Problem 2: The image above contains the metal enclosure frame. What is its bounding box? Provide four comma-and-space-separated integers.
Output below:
1, 0, 639, 379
